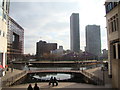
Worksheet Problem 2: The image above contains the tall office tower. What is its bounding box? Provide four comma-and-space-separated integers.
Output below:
85, 25, 101, 58
105, 1, 120, 89
7, 17, 24, 61
70, 13, 80, 52
0, 0, 10, 70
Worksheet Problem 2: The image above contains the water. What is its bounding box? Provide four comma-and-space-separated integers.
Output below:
23, 66, 87, 71
32, 73, 72, 80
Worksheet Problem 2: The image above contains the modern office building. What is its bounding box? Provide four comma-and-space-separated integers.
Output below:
0, 0, 10, 69
36, 40, 57, 58
70, 13, 80, 53
85, 25, 101, 58
105, 1, 120, 88
7, 17, 24, 61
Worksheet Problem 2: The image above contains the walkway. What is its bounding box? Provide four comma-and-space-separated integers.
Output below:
1, 68, 23, 81
85, 67, 112, 87
1, 68, 26, 87
2, 82, 106, 90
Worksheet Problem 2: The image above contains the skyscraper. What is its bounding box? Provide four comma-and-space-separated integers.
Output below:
85, 25, 101, 58
70, 13, 80, 52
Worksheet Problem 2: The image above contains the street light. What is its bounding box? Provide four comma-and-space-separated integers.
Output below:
101, 66, 105, 85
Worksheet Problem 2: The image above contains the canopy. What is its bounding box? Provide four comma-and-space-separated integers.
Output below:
0, 65, 4, 69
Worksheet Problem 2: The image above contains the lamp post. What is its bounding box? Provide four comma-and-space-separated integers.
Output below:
101, 66, 105, 85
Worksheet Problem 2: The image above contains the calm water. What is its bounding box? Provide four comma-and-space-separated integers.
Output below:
32, 73, 72, 80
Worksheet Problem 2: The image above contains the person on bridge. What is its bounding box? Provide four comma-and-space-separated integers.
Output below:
27, 84, 33, 90
53, 77, 58, 86
34, 83, 40, 90
49, 77, 53, 86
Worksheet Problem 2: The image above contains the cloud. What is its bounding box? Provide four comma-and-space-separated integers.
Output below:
9, 1, 107, 54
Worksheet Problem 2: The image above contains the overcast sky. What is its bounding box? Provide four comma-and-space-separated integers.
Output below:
9, 0, 107, 54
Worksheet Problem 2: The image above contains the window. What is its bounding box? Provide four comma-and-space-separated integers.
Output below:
0, 8, 2, 17
0, 0, 2, 7
3, 12, 6, 20
106, 2, 118, 14
3, 31, 5, 37
2, 0, 4, 8
113, 44, 116, 59
0, 30, 1, 36
108, 14, 119, 33
118, 44, 120, 59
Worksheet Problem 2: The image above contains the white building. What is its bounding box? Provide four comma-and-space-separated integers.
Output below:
0, 0, 10, 71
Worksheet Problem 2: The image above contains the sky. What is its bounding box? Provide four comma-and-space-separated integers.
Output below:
9, 0, 107, 54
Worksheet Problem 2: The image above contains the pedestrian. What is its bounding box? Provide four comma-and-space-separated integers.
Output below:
27, 84, 33, 90
49, 77, 53, 86
53, 77, 58, 86
34, 83, 40, 90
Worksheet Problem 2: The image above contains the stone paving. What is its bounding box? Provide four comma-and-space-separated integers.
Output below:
8, 82, 105, 89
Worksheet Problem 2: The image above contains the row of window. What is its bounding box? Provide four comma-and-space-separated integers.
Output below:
105, 2, 119, 14
0, 0, 9, 20
108, 14, 119, 33
0, 30, 6, 37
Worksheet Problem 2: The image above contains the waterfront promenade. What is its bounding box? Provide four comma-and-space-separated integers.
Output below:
1, 67, 112, 90
1, 68, 26, 88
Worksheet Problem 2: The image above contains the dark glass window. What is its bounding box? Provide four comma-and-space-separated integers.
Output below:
114, 20, 116, 31
111, 22, 114, 32
0, 30, 1, 36
3, 31, 5, 37
113, 44, 116, 59
118, 44, 120, 59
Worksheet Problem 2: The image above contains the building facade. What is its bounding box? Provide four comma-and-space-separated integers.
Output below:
105, 1, 120, 88
7, 17, 24, 61
70, 13, 80, 53
51, 46, 64, 56
85, 25, 101, 59
0, 0, 10, 68
36, 40, 57, 58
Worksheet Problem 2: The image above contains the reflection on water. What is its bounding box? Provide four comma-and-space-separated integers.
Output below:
33, 73, 72, 80
23, 66, 87, 71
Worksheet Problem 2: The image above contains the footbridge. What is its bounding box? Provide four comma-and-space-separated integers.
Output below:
27, 69, 104, 85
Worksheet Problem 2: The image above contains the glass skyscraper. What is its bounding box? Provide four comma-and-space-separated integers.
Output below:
70, 13, 80, 53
